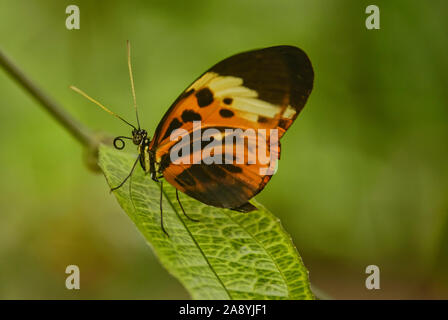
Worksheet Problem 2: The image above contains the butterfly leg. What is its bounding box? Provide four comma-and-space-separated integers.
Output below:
176, 189, 200, 222
159, 180, 169, 237
111, 156, 139, 192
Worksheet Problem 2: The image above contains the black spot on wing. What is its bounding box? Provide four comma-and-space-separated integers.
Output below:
223, 98, 233, 105
181, 109, 202, 122
196, 88, 214, 107
278, 119, 288, 129
258, 116, 269, 123
219, 108, 234, 118
161, 118, 183, 141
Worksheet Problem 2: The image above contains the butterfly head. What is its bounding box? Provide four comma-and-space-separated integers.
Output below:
131, 128, 149, 146
112, 129, 150, 150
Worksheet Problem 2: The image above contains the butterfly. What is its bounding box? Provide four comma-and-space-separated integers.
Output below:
71, 41, 314, 235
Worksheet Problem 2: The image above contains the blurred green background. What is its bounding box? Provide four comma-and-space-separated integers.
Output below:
1, 0, 447, 299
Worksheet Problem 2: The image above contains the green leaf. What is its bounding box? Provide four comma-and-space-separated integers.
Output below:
98, 144, 314, 300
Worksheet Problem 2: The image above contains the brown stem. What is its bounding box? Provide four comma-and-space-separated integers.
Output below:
0, 48, 112, 171
0, 48, 97, 147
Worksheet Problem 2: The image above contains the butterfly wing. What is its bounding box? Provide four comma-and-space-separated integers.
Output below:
149, 46, 314, 211
155, 124, 281, 211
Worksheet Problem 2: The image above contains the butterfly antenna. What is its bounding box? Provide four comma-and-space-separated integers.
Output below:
127, 40, 141, 129
70, 85, 137, 130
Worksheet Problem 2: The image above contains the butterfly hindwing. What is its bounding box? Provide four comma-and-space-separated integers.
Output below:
149, 46, 314, 210
157, 125, 280, 211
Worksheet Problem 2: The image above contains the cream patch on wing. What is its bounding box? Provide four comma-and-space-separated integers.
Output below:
282, 105, 296, 119
188, 72, 292, 122
188, 72, 219, 91
192, 72, 281, 121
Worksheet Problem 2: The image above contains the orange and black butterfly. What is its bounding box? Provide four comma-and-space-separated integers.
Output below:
71, 41, 313, 235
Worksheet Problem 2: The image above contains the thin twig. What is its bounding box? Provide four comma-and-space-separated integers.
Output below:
0, 48, 96, 148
